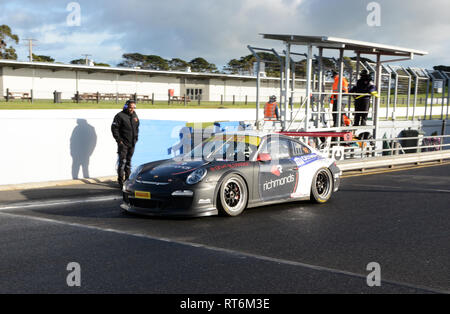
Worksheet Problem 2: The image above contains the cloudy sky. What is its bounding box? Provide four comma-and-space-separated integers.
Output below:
0, 0, 449, 69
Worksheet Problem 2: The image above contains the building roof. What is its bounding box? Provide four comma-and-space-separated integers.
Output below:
0, 59, 296, 82
261, 34, 428, 57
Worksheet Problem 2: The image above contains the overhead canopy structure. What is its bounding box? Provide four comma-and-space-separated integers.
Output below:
261, 34, 428, 57
256, 34, 428, 138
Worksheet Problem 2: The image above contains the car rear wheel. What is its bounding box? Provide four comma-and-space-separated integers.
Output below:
218, 174, 248, 217
311, 168, 333, 203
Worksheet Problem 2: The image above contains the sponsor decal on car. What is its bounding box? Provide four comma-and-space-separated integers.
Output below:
135, 191, 151, 199
270, 165, 283, 177
172, 165, 192, 170
292, 154, 322, 168
263, 174, 295, 191
209, 162, 249, 172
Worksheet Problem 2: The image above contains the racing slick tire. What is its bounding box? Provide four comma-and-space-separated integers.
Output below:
217, 174, 248, 217
311, 168, 334, 203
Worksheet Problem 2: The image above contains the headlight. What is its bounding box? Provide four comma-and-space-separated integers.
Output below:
186, 168, 207, 185
128, 165, 144, 181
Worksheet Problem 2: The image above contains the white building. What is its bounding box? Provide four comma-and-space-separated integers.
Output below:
0, 59, 307, 103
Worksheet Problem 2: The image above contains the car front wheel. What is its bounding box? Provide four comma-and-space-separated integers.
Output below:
311, 168, 334, 203
218, 174, 248, 217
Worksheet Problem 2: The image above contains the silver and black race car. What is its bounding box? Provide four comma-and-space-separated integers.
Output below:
121, 131, 341, 217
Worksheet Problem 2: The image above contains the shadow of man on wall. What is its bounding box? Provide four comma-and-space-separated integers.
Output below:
70, 119, 97, 179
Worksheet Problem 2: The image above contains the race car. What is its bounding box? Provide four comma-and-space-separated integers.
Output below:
121, 131, 341, 217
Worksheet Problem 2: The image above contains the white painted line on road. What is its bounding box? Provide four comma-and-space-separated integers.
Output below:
345, 184, 450, 193
0, 210, 447, 294
0, 195, 120, 211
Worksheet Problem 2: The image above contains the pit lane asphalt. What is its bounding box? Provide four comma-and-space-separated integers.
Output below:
0, 164, 449, 293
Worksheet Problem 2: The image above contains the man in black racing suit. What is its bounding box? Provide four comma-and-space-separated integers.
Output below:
111, 100, 139, 187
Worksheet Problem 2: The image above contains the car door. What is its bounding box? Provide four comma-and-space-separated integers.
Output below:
290, 139, 321, 197
257, 136, 298, 202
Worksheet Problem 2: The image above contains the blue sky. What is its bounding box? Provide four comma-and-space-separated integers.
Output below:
0, 0, 449, 69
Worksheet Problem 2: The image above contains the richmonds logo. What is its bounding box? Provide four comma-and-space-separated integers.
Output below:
263, 174, 295, 191
270, 165, 283, 176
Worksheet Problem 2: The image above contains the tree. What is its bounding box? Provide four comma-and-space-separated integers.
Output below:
70, 58, 87, 65
350, 56, 375, 64
168, 58, 190, 71
189, 57, 217, 73
143, 55, 169, 70
117, 53, 146, 68
224, 53, 284, 77
118, 53, 169, 70
433, 65, 450, 72
94, 62, 110, 67
0, 25, 19, 60
223, 58, 242, 74
32, 54, 55, 62
70, 58, 110, 66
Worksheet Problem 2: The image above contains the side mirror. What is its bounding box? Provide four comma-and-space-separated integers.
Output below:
257, 153, 272, 162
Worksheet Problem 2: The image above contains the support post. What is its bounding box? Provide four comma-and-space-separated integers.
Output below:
304, 45, 313, 131
247, 46, 261, 129
402, 66, 412, 120
374, 53, 382, 141
316, 48, 323, 128
389, 65, 398, 120
337, 48, 344, 129
384, 65, 391, 120
284, 42, 291, 131
290, 56, 295, 124
429, 71, 435, 120
410, 68, 418, 120
441, 79, 445, 120
425, 72, 430, 119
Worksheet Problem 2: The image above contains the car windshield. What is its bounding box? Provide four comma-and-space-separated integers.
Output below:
185, 134, 261, 161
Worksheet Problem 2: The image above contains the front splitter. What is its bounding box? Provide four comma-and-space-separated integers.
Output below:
120, 203, 218, 218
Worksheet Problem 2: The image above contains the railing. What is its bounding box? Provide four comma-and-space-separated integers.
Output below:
336, 149, 450, 172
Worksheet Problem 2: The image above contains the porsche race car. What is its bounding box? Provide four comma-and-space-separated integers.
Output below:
121, 131, 341, 217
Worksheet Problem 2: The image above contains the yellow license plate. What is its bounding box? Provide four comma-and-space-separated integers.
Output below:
135, 191, 151, 199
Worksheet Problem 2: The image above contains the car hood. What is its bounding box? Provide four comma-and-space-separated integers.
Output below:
137, 159, 209, 182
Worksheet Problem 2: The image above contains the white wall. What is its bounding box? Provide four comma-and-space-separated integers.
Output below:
0, 109, 262, 185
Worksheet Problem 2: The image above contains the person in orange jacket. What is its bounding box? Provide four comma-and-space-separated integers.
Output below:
264, 95, 280, 120
330, 71, 349, 127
